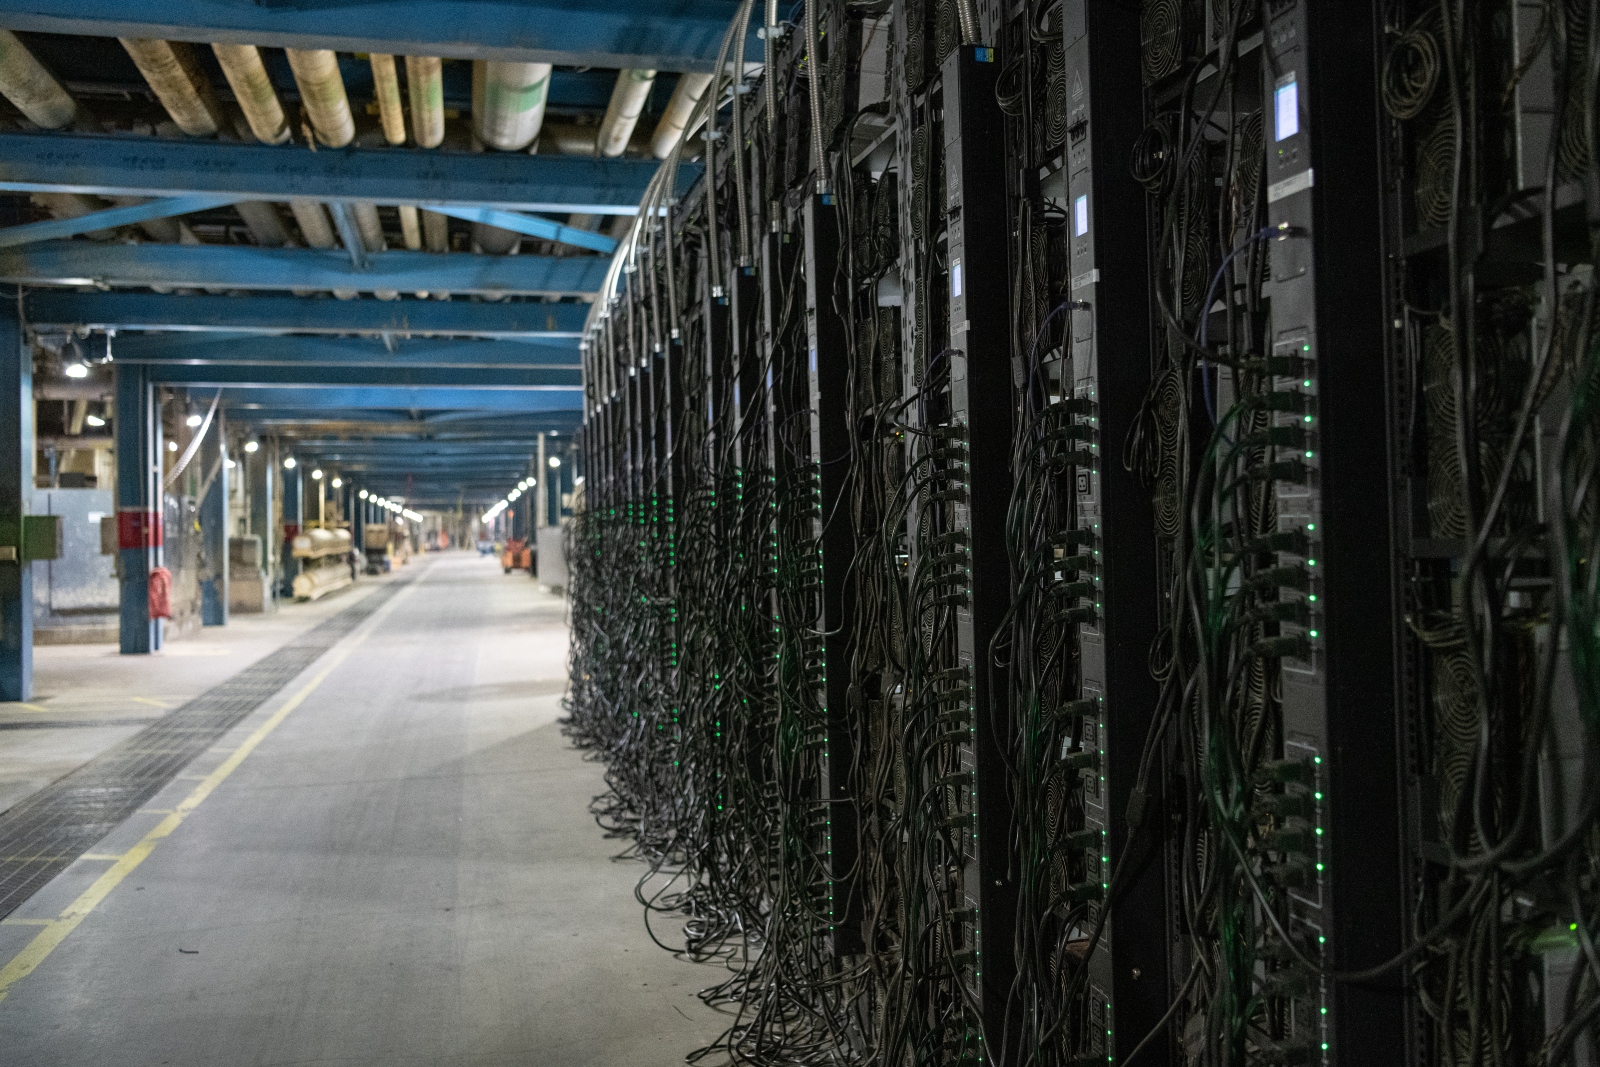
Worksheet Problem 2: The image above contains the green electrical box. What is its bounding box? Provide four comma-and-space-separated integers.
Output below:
0, 515, 62, 562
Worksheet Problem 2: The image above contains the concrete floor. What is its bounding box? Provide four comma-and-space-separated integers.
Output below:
0, 554, 731, 1066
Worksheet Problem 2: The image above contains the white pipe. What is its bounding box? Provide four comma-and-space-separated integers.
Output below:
472, 60, 551, 151
368, 53, 406, 145
285, 48, 354, 148
650, 73, 711, 159
0, 30, 79, 129
398, 205, 422, 250
120, 39, 223, 137
289, 200, 336, 249
235, 201, 289, 247
422, 209, 449, 253
211, 44, 288, 144
597, 68, 657, 157
405, 56, 444, 148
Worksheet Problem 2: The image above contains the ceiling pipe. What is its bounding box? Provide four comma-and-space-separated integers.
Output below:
472, 60, 551, 151
235, 201, 290, 246
398, 205, 422, 249
119, 39, 225, 137
650, 73, 712, 159
285, 48, 354, 148
368, 53, 406, 145
211, 44, 288, 144
597, 68, 657, 158
352, 202, 400, 301
0, 29, 83, 129
422, 209, 449, 253
289, 199, 358, 300
405, 56, 444, 148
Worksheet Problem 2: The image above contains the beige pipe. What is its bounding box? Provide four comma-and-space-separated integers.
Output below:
540, 123, 599, 155
120, 39, 224, 137
369, 54, 406, 145
398, 205, 423, 250
472, 60, 551, 151
422, 209, 449, 253
235, 201, 289, 247
289, 200, 336, 248
0, 29, 79, 129
35, 193, 118, 239
405, 56, 444, 148
285, 48, 354, 148
597, 68, 657, 157
212, 44, 288, 144
472, 222, 520, 255
650, 72, 712, 158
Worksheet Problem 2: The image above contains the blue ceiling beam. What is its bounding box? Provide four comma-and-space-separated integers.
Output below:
0, 133, 685, 215
112, 333, 579, 367
0, 194, 236, 248
25, 292, 588, 338
151, 364, 581, 388
0, 0, 758, 71
0, 242, 608, 297
223, 388, 582, 412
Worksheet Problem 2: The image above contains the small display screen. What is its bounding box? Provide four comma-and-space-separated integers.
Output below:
1275, 78, 1300, 141
1074, 194, 1089, 237
951, 259, 963, 298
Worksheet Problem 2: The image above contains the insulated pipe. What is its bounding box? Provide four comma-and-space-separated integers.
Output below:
0, 29, 80, 129
398, 205, 423, 250
285, 48, 354, 148
422, 209, 449, 252
650, 72, 712, 159
597, 68, 657, 157
234, 201, 289, 247
352, 203, 400, 301
119, 39, 224, 137
212, 44, 288, 144
368, 53, 406, 145
289, 200, 336, 249
405, 56, 444, 148
472, 60, 551, 151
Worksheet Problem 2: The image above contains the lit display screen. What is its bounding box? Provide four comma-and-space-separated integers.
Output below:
1074, 194, 1089, 236
1275, 78, 1300, 141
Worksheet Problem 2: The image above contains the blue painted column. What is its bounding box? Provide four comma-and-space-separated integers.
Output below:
199, 411, 228, 625
116, 362, 162, 653
280, 459, 302, 599
0, 303, 31, 698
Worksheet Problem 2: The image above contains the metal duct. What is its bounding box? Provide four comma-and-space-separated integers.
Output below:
405, 56, 444, 148
285, 48, 354, 148
597, 69, 657, 157
369, 53, 405, 145
0, 30, 80, 129
472, 60, 551, 151
120, 39, 224, 137
212, 44, 288, 144
650, 72, 712, 158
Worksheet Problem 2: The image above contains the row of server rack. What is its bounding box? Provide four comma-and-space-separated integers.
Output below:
565, 1, 1600, 1065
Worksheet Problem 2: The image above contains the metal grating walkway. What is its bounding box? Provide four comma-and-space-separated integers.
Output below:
0, 578, 411, 919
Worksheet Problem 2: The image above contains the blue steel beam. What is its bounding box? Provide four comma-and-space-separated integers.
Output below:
0, 195, 236, 248
25, 292, 589, 338
0, 0, 758, 71
0, 133, 684, 215
112, 333, 579, 367
223, 388, 581, 412
0, 242, 608, 297
151, 364, 581, 388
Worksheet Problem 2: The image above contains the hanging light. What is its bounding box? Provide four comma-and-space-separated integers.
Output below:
548, 456, 561, 468
64, 362, 89, 378
85, 414, 105, 427
166, 440, 179, 452
331, 477, 342, 488
186, 413, 203, 428
283, 456, 297, 469
311, 468, 324, 480
359, 489, 369, 499
244, 440, 260, 453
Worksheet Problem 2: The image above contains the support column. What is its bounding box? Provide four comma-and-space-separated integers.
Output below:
199, 411, 228, 626
116, 362, 161, 654
280, 458, 301, 599
536, 432, 548, 526
0, 303, 31, 697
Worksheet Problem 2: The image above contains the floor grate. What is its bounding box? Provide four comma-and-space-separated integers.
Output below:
0, 578, 411, 919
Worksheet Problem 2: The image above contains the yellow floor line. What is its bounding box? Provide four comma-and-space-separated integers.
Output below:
0, 581, 415, 1004
131, 698, 172, 709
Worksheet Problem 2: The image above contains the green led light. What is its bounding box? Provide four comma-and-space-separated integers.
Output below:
1306, 523, 1315, 530
1308, 594, 1317, 602
1302, 379, 1312, 387
1316, 862, 1325, 871
1314, 756, 1323, 764
1321, 1007, 1328, 1015
1322, 1044, 1330, 1052
1307, 558, 1317, 566
1305, 450, 1314, 458
1319, 935, 1327, 944
1308, 629, 1319, 637
1315, 827, 1324, 835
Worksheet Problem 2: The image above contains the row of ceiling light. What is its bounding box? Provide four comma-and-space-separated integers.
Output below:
480, 455, 561, 525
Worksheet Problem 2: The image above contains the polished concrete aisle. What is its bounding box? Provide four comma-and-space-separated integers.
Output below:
0, 554, 728, 1067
